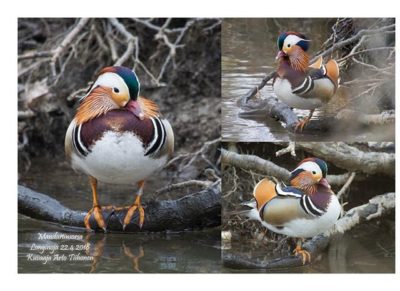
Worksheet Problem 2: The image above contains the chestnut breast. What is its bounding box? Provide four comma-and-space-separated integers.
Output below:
80, 110, 154, 150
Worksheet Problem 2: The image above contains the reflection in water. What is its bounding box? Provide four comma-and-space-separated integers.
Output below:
223, 220, 395, 273
122, 244, 144, 273
18, 157, 221, 273
85, 234, 146, 273
85, 234, 106, 273
18, 215, 221, 273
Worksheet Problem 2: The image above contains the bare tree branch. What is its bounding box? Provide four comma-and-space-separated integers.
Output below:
296, 143, 395, 177
221, 148, 349, 186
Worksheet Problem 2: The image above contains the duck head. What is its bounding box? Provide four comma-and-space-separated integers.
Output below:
75, 66, 149, 124
276, 31, 311, 72
289, 157, 330, 193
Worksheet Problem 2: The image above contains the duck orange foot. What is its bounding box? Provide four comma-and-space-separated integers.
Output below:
84, 205, 116, 232
294, 117, 311, 133
123, 196, 145, 230
293, 245, 311, 265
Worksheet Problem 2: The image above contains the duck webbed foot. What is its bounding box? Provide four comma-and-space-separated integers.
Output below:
294, 109, 315, 133
84, 205, 115, 232
293, 239, 311, 265
123, 180, 145, 230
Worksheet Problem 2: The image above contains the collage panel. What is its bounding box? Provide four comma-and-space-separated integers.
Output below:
222, 18, 395, 142
18, 18, 222, 273
221, 142, 395, 273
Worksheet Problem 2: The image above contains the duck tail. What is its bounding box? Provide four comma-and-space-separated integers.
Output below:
253, 178, 277, 211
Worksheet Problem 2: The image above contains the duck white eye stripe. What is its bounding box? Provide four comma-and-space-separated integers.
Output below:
283, 35, 306, 48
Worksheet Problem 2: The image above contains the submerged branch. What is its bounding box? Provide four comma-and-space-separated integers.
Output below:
243, 71, 276, 102
18, 183, 221, 232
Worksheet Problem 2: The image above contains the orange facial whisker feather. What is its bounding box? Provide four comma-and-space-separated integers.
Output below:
138, 96, 160, 118
289, 46, 309, 72
75, 87, 117, 125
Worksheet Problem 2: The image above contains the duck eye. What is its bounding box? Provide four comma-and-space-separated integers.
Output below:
113, 87, 120, 93
287, 44, 291, 48
312, 171, 316, 175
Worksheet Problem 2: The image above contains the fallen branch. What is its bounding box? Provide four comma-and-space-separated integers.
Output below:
367, 142, 395, 151
238, 96, 330, 132
296, 143, 395, 177
18, 110, 35, 120
243, 71, 276, 102
223, 192, 395, 270
18, 182, 221, 232
154, 179, 213, 196
221, 148, 290, 180
275, 142, 296, 157
221, 148, 351, 186
336, 109, 395, 126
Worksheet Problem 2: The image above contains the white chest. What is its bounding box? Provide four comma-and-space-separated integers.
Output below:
71, 131, 167, 185
273, 78, 323, 110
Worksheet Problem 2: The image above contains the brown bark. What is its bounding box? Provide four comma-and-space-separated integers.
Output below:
18, 183, 221, 232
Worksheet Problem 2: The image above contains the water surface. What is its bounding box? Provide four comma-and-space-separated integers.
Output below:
18, 157, 221, 273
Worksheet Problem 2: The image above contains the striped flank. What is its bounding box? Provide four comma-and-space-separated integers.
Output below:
300, 195, 325, 217
72, 124, 90, 157
292, 76, 314, 95
144, 117, 167, 156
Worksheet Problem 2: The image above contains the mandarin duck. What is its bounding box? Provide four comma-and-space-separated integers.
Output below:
273, 32, 340, 132
248, 158, 341, 264
65, 66, 174, 232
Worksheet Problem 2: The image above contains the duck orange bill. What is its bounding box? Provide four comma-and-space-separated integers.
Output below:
319, 178, 331, 189
276, 50, 286, 59
126, 100, 145, 120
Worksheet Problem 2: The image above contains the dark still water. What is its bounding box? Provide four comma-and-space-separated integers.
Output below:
18, 157, 221, 273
